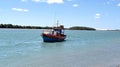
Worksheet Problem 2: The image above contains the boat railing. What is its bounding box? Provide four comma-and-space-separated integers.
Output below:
42, 29, 53, 34
42, 29, 61, 36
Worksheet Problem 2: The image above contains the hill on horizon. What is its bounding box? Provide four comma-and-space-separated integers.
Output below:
69, 26, 96, 30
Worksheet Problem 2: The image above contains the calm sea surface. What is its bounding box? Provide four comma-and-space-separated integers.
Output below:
0, 29, 120, 67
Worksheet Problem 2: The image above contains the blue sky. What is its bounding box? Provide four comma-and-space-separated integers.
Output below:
0, 0, 120, 29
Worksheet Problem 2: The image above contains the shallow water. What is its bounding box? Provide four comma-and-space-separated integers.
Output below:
0, 29, 120, 67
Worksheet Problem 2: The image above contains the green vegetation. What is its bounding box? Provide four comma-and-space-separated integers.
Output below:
0, 24, 96, 30
69, 26, 96, 30
0, 24, 52, 29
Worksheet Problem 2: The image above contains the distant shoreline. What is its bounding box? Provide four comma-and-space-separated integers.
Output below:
1, 24, 120, 31
0, 24, 97, 30
0, 24, 52, 29
0, 24, 120, 31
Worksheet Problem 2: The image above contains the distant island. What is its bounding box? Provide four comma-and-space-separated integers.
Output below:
69, 26, 96, 30
0, 24, 96, 30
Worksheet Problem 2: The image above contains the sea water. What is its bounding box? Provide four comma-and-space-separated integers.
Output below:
0, 29, 120, 67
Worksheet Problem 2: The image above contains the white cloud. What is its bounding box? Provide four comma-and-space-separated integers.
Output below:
32, 0, 41, 2
47, 0, 64, 4
21, 0, 28, 2
96, 28, 108, 30
23, 9, 29, 12
106, 0, 120, 6
96, 13, 100, 16
117, 3, 120, 7
95, 13, 101, 19
12, 8, 29, 12
67, 0, 72, 2
73, 4, 79, 7
32, 0, 64, 4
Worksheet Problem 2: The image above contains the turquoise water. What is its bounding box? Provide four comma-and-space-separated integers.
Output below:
0, 29, 120, 67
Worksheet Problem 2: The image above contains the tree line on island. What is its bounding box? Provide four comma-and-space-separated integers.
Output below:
69, 26, 96, 30
0, 24, 52, 29
0, 24, 96, 30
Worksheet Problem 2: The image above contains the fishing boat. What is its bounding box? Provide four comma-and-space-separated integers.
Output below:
41, 21, 66, 42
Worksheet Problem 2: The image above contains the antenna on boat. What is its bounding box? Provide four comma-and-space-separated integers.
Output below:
56, 20, 59, 27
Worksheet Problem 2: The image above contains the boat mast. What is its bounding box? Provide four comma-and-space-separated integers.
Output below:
56, 20, 59, 27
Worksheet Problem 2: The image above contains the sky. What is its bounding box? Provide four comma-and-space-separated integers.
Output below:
0, 0, 120, 29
